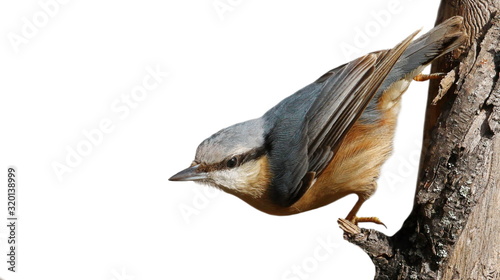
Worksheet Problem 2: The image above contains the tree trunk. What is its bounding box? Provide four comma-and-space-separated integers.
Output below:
339, 1, 500, 279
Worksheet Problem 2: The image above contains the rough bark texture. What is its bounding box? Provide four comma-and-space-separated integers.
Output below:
339, 1, 500, 279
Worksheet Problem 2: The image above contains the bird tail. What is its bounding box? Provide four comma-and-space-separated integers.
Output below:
396, 16, 467, 75
360, 16, 467, 122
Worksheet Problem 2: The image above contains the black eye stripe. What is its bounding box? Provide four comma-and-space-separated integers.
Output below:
197, 147, 267, 172
222, 147, 267, 170
238, 147, 266, 166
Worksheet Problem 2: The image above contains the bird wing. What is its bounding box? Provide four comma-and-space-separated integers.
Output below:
268, 30, 418, 207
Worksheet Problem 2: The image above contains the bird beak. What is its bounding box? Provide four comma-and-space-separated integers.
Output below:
169, 165, 208, 181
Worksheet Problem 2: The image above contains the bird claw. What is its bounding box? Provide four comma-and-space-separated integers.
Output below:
337, 218, 361, 235
352, 216, 387, 228
338, 216, 387, 235
413, 72, 447, 81
341, 215, 387, 228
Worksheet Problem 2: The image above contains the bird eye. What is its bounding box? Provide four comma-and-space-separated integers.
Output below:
226, 157, 238, 168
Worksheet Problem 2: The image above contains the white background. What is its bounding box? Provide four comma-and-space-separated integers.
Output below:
0, 0, 440, 279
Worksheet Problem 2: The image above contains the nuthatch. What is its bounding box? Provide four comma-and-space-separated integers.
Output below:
170, 17, 466, 225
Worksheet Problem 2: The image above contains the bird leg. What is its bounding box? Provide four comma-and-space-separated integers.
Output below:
344, 196, 386, 227
413, 72, 446, 81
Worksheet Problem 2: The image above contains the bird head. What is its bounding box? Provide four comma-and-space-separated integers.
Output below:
169, 118, 271, 198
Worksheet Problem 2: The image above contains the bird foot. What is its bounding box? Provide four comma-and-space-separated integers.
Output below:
346, 216, 387, 228
338, 216, 386, 235
413, 72, 446, 81
337, 218, 361, 235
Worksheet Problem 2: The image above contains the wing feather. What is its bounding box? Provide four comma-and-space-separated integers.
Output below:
304, 30, 419, 179
266, 30, 419, 207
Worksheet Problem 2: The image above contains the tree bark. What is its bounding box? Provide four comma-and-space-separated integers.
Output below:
339, 1, 500, 279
